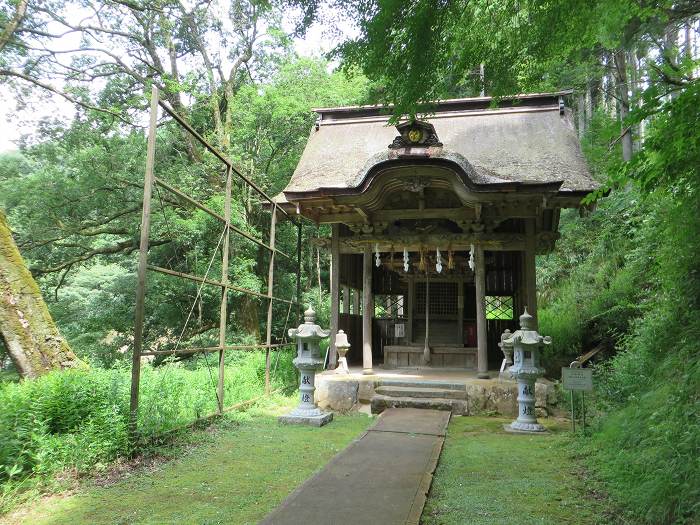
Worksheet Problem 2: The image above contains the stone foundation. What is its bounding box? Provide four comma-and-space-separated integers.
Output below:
315, 370, 561, 417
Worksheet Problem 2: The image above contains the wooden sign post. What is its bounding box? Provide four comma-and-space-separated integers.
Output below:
562, 364, 593, 433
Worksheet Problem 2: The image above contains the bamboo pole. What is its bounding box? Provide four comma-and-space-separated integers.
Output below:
140, 342, 293, 356
217, 166, 232, 414
264, 204, 277, 393
130, 85, 159, 439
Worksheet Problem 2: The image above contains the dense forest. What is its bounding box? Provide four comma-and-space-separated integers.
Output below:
1, 1, 698, 523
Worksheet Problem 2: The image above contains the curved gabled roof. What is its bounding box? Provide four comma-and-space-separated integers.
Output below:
281, 92, 598, 201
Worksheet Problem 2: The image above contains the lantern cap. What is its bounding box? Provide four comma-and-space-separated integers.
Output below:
519, 307, 535, 330
304, 305, 316, 323
290, 304, 330, 340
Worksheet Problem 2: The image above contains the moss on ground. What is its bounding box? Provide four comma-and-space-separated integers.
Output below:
422, 417, 611, 525
1, 399, 372, 525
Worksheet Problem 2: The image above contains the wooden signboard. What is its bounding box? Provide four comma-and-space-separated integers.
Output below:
561, 367, 593, 391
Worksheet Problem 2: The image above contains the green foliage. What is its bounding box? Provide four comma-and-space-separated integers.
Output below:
537, 192, 652, 373
6, 410, 371, 524
0, 54, 366, 369
537, 82, 700, 522
0, 352, 297, 497
333, 0, 695, 119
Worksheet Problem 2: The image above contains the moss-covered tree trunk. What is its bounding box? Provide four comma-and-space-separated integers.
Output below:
0, 211, 84, 378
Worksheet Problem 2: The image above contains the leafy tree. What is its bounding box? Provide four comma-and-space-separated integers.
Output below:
0, 54, 368, 365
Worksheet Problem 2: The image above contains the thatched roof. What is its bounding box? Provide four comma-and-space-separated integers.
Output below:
280, 92, 598, 201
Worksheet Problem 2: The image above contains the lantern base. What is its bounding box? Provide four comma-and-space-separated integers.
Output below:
279, 408, 333, 427
504, 422, 548, 434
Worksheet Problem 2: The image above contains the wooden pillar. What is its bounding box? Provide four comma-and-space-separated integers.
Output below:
524, 219, 538, 326
342, 285, 350, 314
362, 245, 373, 374
475, 244, 489, 378
406, 277, 414, 343
329, 224, 339, 368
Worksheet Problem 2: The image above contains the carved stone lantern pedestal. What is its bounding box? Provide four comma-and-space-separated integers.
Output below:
503, 308, 551, 433
279, 306, 333, 427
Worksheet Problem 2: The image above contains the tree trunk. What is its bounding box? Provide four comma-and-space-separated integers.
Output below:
613, 50, 633, 162
0, 211, 84, 378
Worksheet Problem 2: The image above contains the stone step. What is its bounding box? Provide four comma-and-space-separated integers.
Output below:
371, 395, 468, 415
375, 385, 467, 400
377, 379, 466, 391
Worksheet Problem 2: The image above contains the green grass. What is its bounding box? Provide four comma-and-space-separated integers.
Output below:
422, 417, 610, 525
1, 397, 372, 525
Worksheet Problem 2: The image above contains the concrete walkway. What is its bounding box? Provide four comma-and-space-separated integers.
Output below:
261, 408, 450, 525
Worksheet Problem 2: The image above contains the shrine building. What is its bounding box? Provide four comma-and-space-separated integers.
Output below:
275, 91, 597, 378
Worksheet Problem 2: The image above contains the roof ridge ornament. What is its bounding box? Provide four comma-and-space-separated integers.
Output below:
389, 120, 443, 149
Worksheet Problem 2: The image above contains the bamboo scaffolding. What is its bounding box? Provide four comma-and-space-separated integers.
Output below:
129, 85, 303, 439
157, 101, 292, 219
154, 176, 291, 259
146, 265, 298, 304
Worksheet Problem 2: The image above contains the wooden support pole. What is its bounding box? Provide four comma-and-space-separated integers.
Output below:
362, 245, 373, 374
329, 224, 340, 368
352, 287, 360, 316
265, 204, 278, 393
217, 166, 232, 414
524, 218, 538, 326
475, 244, 489, 379
130, 85, 159, 438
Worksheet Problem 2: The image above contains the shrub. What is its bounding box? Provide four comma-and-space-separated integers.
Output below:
0, 350, 296, 489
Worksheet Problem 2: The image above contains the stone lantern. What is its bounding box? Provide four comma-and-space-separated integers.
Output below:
335, 330, 351, 374
278, 306, 333, 427
505, 308, 551, 432
498, 328, 514, 380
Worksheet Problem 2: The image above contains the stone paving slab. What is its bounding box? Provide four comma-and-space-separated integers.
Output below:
260, 408, 450, 525
369, 407, 450, 436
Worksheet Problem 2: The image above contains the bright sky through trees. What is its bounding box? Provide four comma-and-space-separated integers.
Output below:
0, 2, 357, 152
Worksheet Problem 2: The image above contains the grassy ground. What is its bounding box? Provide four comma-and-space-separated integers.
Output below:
3, 406, 611, 525
1, 397, 372, 525
422, 417, 609, 525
